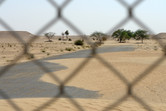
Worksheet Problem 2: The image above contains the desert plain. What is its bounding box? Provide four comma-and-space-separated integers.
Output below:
0, 31, 166, 111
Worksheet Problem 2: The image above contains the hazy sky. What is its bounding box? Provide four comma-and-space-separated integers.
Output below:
0, 0, 165, 35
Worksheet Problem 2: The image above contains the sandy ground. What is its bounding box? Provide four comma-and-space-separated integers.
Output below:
0, 32, 166, 111
0, 34, 91, 66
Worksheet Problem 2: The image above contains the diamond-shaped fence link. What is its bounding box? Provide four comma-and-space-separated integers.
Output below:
0, 0, 165, 111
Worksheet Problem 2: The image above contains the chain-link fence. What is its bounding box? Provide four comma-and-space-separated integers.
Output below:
0, 0, 166, 111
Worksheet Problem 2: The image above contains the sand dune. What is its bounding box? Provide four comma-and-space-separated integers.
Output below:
0, 32, 166, 110
0, 31, 35, 43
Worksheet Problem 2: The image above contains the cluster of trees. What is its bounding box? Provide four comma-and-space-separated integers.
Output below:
45, 30, 70, 42
90, 29, 149, 44
61, 30, 70, 40
112, 29, 149, 43
44, 29, 149, 44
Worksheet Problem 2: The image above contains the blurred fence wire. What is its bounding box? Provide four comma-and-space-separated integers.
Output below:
0, 0, 165, 111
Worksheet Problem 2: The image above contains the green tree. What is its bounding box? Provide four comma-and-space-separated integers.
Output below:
134, 29, 149, 43
126, 30, 135, 39
112, 29, 131, 43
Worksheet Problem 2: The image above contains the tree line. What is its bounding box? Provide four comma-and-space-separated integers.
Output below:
90, 29, 149, 44
44, 29, 149, 44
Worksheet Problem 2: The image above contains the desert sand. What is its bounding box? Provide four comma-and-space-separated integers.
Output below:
0, 31, 166, 111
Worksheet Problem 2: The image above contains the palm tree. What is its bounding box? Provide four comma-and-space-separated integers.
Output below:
65, 30, 69, 39
134, 29, 149, 43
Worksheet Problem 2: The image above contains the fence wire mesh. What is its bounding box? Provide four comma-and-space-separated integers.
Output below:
0, 0, 166, 111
